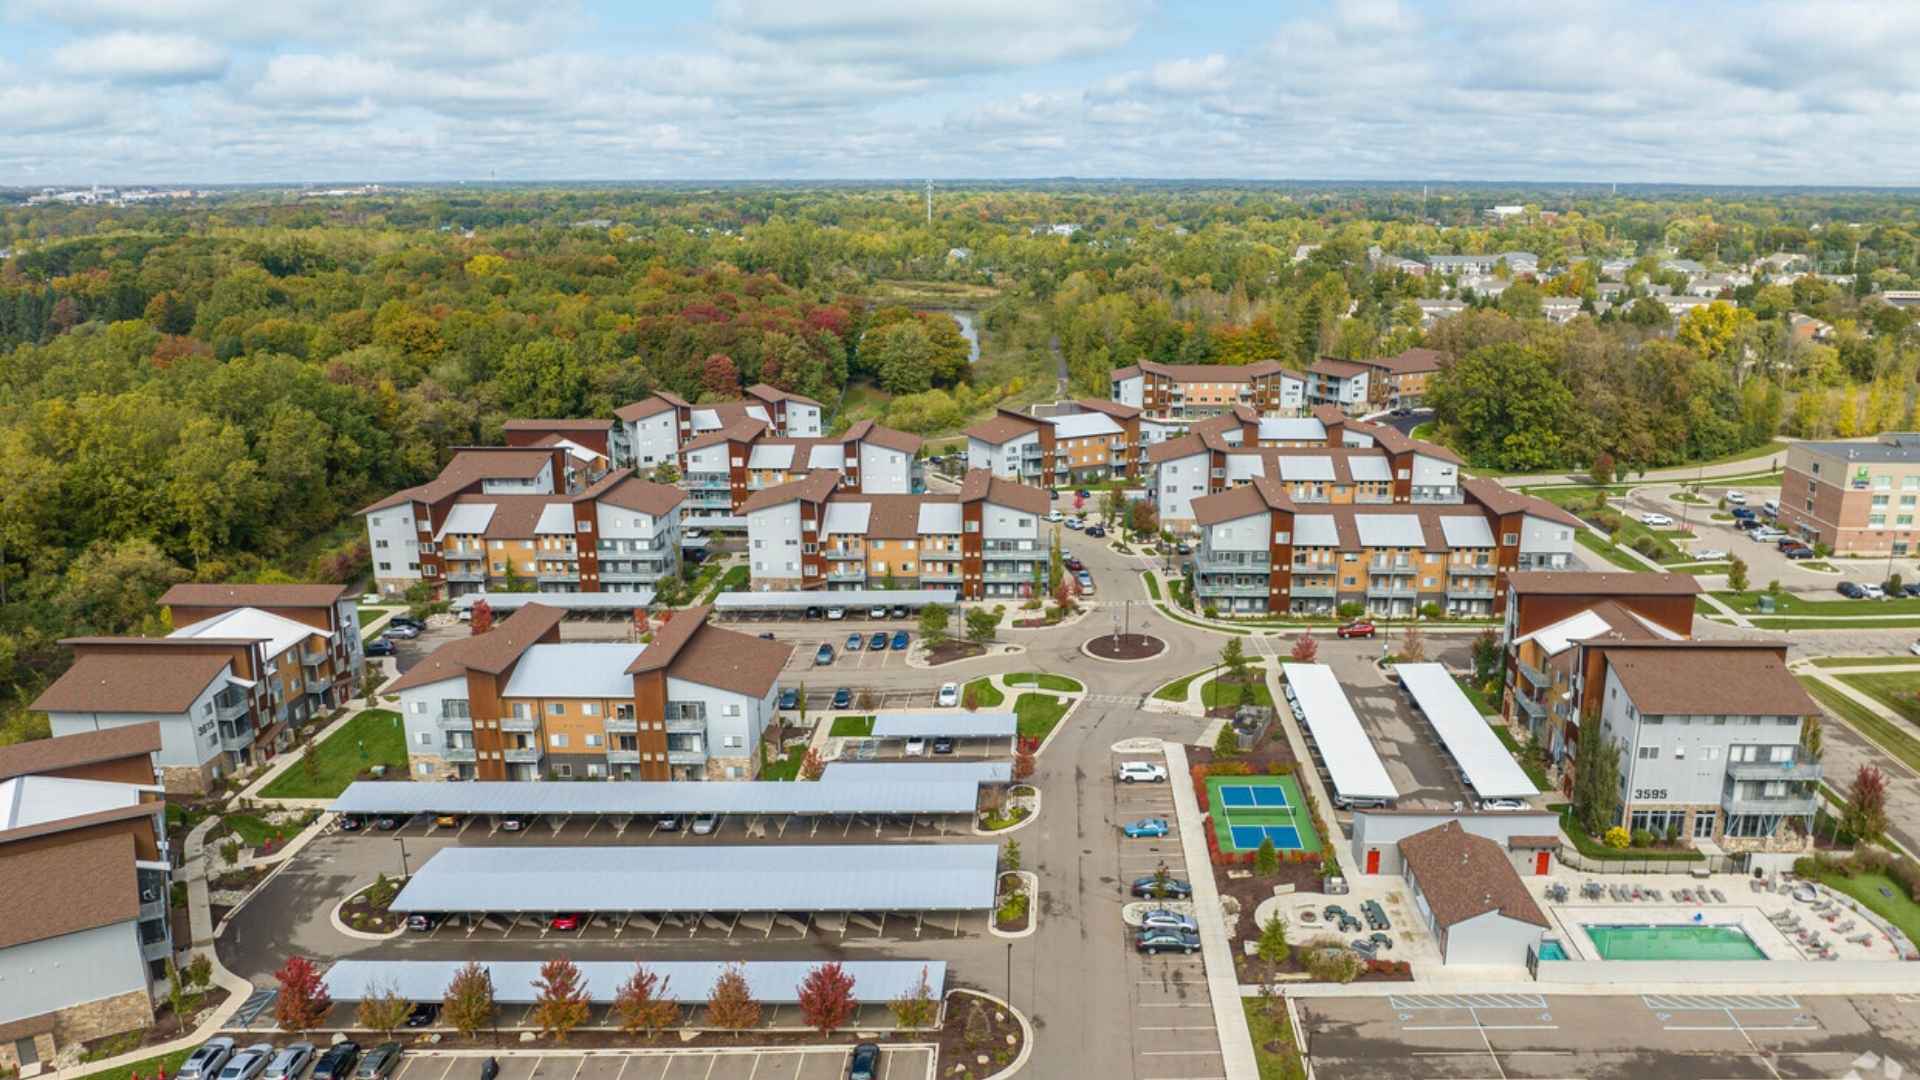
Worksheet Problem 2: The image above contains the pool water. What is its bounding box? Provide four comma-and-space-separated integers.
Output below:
1585, 924, 1766, 961
1536, 940, 1568, 961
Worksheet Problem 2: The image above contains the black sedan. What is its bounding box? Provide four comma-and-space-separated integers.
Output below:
1130, 875, 1193, 899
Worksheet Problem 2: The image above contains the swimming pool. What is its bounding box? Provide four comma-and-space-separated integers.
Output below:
1536, 940, 1568, 961
1584, 924, 1766, 961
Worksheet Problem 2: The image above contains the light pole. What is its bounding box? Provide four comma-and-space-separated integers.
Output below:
1005, 942, 1013, 1007
397, 837, 410, 879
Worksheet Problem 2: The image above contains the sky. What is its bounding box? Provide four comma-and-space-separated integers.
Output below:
3, 0, 1918, 186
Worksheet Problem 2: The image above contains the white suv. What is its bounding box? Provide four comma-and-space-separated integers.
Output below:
1116, 761, 1169, 784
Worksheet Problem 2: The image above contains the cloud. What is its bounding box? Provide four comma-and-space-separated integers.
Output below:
710, 0, 1150, 77
50, 31, 228, 83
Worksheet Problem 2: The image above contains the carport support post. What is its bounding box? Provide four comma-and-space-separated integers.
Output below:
396, 837, 410, 879
1005, 941, 1012, 1007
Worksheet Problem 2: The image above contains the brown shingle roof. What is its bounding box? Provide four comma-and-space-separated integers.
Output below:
1192, 476, 1292, 526
161, 584, 348, 610
598, 476, 686, 517
1461, 477, 1582, 528
746, 383, 822, 408
739, 471, 841, 515
386, 604, 566, 691
1507, 571, 1702, 597
0, 724, 162, 782
360, 449, 558, 513
1506, 835, 1559, 850
1596, 642, 1817, 716
1146, 433, 1207, 465
856, 423, 925, 455
681, 419, 765, 452
0, 831, 139, 950
615, 395, 680, 422
629, 607, 790, 697
1071, 399, 1140, 420
504, 418, 612, 432
1398, 821, 1548, 929
843, 494, 931, 539
958, 470, 1048, 515
32, 650, 234, 715
1309, 357, 1370, 378
964, 414, 1041, 445
1138, 359, 1288, 381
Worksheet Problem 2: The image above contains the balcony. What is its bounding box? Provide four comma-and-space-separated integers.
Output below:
1514, 659, 1550, 687
1367, 561, 1417, 575
1195, 554, 1270, 574
1290, 584, 1336, 599
213, 693, 248, 723
685, 473, 731, 491
605, 716, 637, 733
1451, 562, 1497, 576
1728, 758, 1824, 783
140, 935, 175, 963
301, 646, 329, 668
216, 722, 254, 753
446, 568, 486, 583
1365, 582, 1419, 599
1722, 790, 1819, 817
436, 712, 472, 731
501, 714, 538, 733
668, 747, 706, 766
827, 566, 866, 582
1513, 693, 1546, 723
1447, 585, 1496, 601
826, 548, 865, 561
442, 747, 477, 764
442, 548, 485, 562
666, 716, 706, 734
921, 570, 963, 584
608, 749, 639, 765
503, 747, 543, 765
537, 571, 580, 584
139, 896, 168, 924
982, 567, 1035, 583
1196, 579, 1270, 598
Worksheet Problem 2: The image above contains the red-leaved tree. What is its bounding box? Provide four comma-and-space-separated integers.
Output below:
532, 957, 591, 1042
796, 962, 858, 1038
1845, 764, 1889, 843
702, 353, 740, 398
470, 598, 494, 635
1289, 633, 1318, 662
706, 963, 762, 1038
273, 955, 332, 1034
612, 963, 679, 1041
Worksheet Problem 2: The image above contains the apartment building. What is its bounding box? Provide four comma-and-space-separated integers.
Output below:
1354, 347, 1446, 410
362, 459, 685, 600
681, 418, 925, 523
611, 384, 824, 470
1776, 433, 1920, 555
1110, 360, 1306, 421
392, 603, 788, 782
1304, 358, 1371, 413
1587, 642, 1822, 850
0, 726, 172, 1073
503, 419, 615, 486
160, 583, 364, 706
964, 399, 1177, 485
1426, 252, 1539, 276
742, 469, 1050, 598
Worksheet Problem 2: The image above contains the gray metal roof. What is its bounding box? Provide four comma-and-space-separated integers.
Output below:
449, 591, 654, 611
821, 761, 1013, 784
328, 778, 984, 817
1354, 514, 1425, 548
1281, 663, 1398, 801
1395, 663, 1540, 800
1277, 456, 1335, 482
390, 844, 999, 912
1259, 418, 1327, 441
502, 643, 645, 698
1438, 516, 1496, 549
323, 960, 945, 1005
1347, 456, 1392, 482
1292, 514, 1340, 547
713, 590, 957, 610
870, 712, 1017, 739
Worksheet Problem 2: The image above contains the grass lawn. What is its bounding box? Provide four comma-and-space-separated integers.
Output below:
1454, 675, 1499, 716
87, 1049, 195, 1080
1810, 656, 1920, 669
1834, 672, 1920, 724
1201, 674, 1274, 710
1797, 678, 1920, 775
1244, 999, 1308, 1080
964, 677, 1005, 708
1143, 572, 1162, 600
759, 743, 807, 781
1576, 530, 1649, 571
1812, 870, 1920, 947
258, 710, 406, 799
223, 811, 310, 848
1489, 722, 1552, 790
828, 715, 875, 738
356, 608, 390, 626
1666, 561, 1732, 574
1005, 672, 1084, 692
1155, 660, 1264, 701
701, 564, 749, 603
1013, 693, 1069, 742
1740, 616, 1920, 630
1715, 590, 1920, 615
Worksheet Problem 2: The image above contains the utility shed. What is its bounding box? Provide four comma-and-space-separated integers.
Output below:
1398, 821, 1547, 965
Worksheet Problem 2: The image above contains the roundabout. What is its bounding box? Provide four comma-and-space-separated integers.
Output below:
1083, 632, 1166, 661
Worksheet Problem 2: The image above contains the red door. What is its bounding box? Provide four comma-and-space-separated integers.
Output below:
1366, 848, 1381, 874
1534, 851, 1551, 876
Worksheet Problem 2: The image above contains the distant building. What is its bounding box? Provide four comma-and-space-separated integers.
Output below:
1352, 347, 1446, 409
1778, 433, 1920, 555
1109, 360, 1305, 422
1413, 299, 1466, 327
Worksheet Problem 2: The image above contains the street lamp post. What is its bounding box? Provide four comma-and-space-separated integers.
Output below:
397, 837, 410, 879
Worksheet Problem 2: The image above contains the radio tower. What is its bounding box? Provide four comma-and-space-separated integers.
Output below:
925, 179, 933, 226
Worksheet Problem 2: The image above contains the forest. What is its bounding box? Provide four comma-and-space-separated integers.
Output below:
2, 181, 1919, 731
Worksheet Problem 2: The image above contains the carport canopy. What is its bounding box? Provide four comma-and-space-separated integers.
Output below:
870, 712, 1016, 739
328, 778, 986, 817
390, 843, 1000, 913
1281, 662, 1399, 802
1395, 662, 1540, 800
712, 589, 958, 612
449, 591, 654, 612
322, 959, 946, 1004
821, 761, 1013, 784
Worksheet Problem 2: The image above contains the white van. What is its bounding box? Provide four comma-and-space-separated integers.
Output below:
1763, 499, 1780, 517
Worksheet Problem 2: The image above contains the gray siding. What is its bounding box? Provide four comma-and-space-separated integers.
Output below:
0, 921, 148, 1027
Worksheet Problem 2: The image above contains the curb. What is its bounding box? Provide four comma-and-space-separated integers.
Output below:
971, 785, 1041, 837
948, 989, 1033, 1080
328, 878, 407, 941
988, 871, 1040, 940
1029, 695, 1083, 759
1079, 637, 1167, 663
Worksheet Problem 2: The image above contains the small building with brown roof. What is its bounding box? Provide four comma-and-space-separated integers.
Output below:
1397, 821, 1549, 965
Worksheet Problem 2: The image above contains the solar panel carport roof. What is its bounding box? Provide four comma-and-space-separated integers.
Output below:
328, 778, 986, 817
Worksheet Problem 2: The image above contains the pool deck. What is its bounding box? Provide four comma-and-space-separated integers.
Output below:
1538, 872, 1899, 963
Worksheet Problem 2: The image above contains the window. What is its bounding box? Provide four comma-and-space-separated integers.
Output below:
378, 561, 392, 571
1502, 533, 1518, 545
1673, 745, 1685, 759
410, 700, 427, 714
1638, 745, 1659, 760
415, 732, 430, 746
586, 734, 602, 748
548, 703, 565, 716
550, 733, 569, 748
1770, 745, 1794, 762
724, 735, 743, 748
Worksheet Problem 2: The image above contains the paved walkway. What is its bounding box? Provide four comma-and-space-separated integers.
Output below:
1164, 741, 1258, 1080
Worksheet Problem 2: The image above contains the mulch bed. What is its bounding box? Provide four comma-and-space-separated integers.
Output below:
210, 865, 270, 893
339, 878, 407, 934
1189, 738, 1296, 775
1213, 864, 1323, 940
1084, 633, 1165, 660
926, 642, 988, 665
994, 873, 1032, 933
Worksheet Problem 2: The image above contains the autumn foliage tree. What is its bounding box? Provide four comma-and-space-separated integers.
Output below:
272, 955, 331, 1034
888, 966, 938, 1031
1012, 744, 1036, 782
355, 980, 411, 1038
441, 961, 496, 1038
612, 963, 679, 1041
799, 747, 825, 781
469, 597, 494, 635
701, 353, 740, 399
1845, 764, 1889, 843
1289, 633, 1318, 662
531, 957, 591, 1042
705, 963, 761, 1038
795, 962, 858, 1038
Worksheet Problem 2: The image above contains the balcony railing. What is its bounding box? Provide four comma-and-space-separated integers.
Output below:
217, 723, 254, 752
213, 695, 248, 723
1365, 583, 1419, 599
1290, 584, 1336, 599
1196, 581, 1269, 598
827, 548, 865, 560
608, 749, 639, 764
501, 715, 538, 733
828, 567, 866, 581
442, 548, 485, 562
1727, 759, 1824, 783
538, 571, 580, 583
666, 716, 705, 734
1451, 563, 1497, 576
1367, 561, 1417, 574
1514, 659, 1550, 687
668, 747, 706, 766
436, 713, 473, 730
1447, 586, 1496, 600
446, 568, 486, 583
503, 747, 543, 764
443, 747, 477, 764
1722, 791, 1819, 817
605, 716, 637, 733
1513, 694, 1546, 722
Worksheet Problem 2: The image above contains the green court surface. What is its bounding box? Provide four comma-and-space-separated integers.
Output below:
1206, 773, 1321, 853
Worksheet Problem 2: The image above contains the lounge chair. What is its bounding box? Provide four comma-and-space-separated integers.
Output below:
1836, 920, 1856, 934
1848, 932, 1873, 946
1711, 888, 1727, 903
1646, 888, 1663, 901
1677, 888, 1694, 903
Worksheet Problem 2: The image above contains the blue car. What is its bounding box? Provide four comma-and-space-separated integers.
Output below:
890, 630, 910, 650
1122, 817, 1171, 839
814, 643, 835, 666
845, 633, 863, 651
778, 688, 798, 710
832, 687, 853, 709
869, 631, 888, 651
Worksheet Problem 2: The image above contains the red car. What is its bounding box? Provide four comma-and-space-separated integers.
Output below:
548, 913, 584, 932
1336, 621, 1376, 639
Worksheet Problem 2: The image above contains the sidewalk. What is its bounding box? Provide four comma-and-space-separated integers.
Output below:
234, 700, 378, 804
1164, 741, 1258, 1080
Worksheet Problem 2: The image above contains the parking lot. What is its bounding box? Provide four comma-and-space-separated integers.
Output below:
779, 633, 917, 672
1109, 750, 1227, 1080
381, 1047, 934, 1080
1296, 644, 1472, 812
353, 808, 975, 845
398, 903, 988, 945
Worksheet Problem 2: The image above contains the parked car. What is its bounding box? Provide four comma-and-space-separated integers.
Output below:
1065, 557, 1085, 572
1076, 488, 1092, 499
1783, 545, 1814, 559
404, 1003, 439, 1028
388, 616, 426, 631
1641, 512, 1675, 527
1695, 548, 1726, 561
1751, 527, 1785, 542
1139, 909, 1199, 933
310, 1043, 359, 1080
1044, 510, 1064, 523
1175, 543, 1193, 556
1839, 581, 1867, 599
1863, 583, 1887, 599
1085, 525, 1106, 538
869, 631, 888, 651
180, 1038, 238, 1080
338, 815, 365, 832
480, 1060, 499, 1080
1130, 876, 1194, 899
815, 643, 835, 665
1734, 517, 1761, 531
848, 1042, 881, 1080
374, 815, 404, 831
891, 605, 910, 619
758, 631, 775, 640
870, 605, 889, 619
832, 687, 853, 709
1065, 518, 1085, 530
1724, 490, 1747, 505
353, 1044, 402, 1080
1730, 506, 1756, 520
804, 606, 825, 620
406, 913, 442, 932
779, 688, 799, 710
548, 913, 583, 932
1909, 639, 1920, 657
931, 736, 955, 755
1904, 584, 1920, 598
1336, 620, 1376, 639
1480, 799, 1528, 812
433, 813, 460, 828
382, 623, 421, 640
826, 607, 846, 620
937, 682, 960, 707
905, 737, 927, 757
1076, 570, 1093, 589
891, 630, 910, 650
1116, 761, 1169, 784
1136, 927, 1202, 954
692, 813, 722, 835
656, 815, 682, 832
1122, 817, 1171, 838
364, 638, 396, 657
500, 815, 530, 831
845, 632, 863, 652
218, 1047, 276, 1080
263, 1044, 315, 1080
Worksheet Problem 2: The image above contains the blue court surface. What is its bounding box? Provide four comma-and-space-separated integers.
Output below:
1218, 784, 1290, 809
1230, 824, 1303, 849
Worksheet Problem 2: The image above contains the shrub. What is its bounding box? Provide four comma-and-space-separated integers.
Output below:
1603, 826, 1630, 849
1300, 939, 1361, 983
1630, 828, 1654, 848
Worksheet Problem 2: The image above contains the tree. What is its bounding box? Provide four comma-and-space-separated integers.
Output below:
796, 962, 859, 1037
865, 320, 937, 395
705, 963, 762, 1036
1471, 628, 1502, 684
1255, 836, 1278, 875
1726, 555, 1749, 593
1572, 715, 1622, 836
964, 998, 992, 1049
1220, 636, 1250, 685
1427, 342, 1576, 471
701, 353, 740, 398
612, 963, 679, 1041
470, 597, 494, 635
1151, 860, 1173, 899
1399, 626, 1426, 662
1129, 499, 1159, 537
889, 966, 939, 1031
441, 961, 496, 1039
1801, 714, 1824, 763
919, 603, 951, 648
799, 747, 825, 781
1101, 487, 1126, 527
1002, 839, 1023, 873
165, 959, 199, 1032
1257, 915, 1291, 966
1844, 765, 1889, 843
965, 607, 999, 645
1289, 633, 1318, 662
273, 955, 332, 1034
531, 956, 591, 1042
1589, 451, 1615, 485
356, 980, 412, 1038
1214, 721, 1240, 758
1012, 745, 1036, 782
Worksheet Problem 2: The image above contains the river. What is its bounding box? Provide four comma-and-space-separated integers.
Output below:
918, 308, 980, 363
